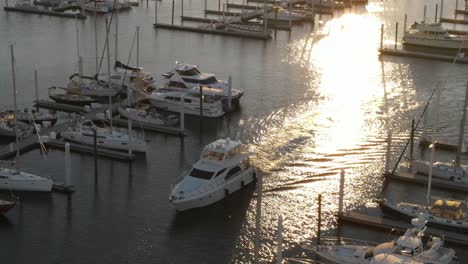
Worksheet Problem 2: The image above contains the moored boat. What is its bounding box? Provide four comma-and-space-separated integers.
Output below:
0, 167, 53, 192
49, 86, 97, 106
169, 138, 256, 211
403, 21, 468, 50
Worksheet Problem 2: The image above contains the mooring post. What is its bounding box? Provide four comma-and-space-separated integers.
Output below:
274, 8, 278, 38
423, 5, 427, 21
456, 0, 459, 11
146, 0, 148, 8
154, 0, 158, 26
385, 130, 392, 174
204, 0, 207, 12
227, 76, 232, 111
65, 142, 71, 187
435, 4, 438, 22
136, 26, 140, 67
181, 0, 184, 24
317, 194, 322, 246
128, 118, 133, 159
380, 24, 384, 50
403, 13, 407, 34
199, 86, 203, 119
180, 96, 185, 132
338, 169, 345, 215
93, 127, 98, 179
394, 22, 398, 50
276, 214, 283, 264
218, 0, 220, 11
34, 69, 39, 112
440, 0, 444, 20
254, 171, 263, 264
6, 0, 8, 7
426, 142, 436, 207
410, 119, 415, 162
171, 0, 175, 25
422, 108, 428, 140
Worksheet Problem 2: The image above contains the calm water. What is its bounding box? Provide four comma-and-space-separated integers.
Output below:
1, 0, 468, 263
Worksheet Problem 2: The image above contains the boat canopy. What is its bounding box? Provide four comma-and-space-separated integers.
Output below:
430, 199, 467, 220
175, 64, 201, 76
201, 139, 242, 161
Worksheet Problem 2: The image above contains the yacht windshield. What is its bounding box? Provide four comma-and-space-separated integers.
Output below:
176, 68, 201, 76
202, 150, 225, 161
182, 76, 218, 85
190, 168, 214, 180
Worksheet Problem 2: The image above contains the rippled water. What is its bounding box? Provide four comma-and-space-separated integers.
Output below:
1, 0, 468, 262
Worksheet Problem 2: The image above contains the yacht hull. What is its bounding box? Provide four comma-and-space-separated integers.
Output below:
148, 98, 224, 118
170, 167, 255, 211
403, 35, 468, 50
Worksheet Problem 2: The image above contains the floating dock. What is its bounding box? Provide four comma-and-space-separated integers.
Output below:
379, 48, 468, 64
440, 17, 468, 25
35, 100, 88, 113
385, 172, 468, 193
45, 139, 135, 160
3, 6, 86, 19
154, 23, 271, 39
181, 15, 292, 31
338, 212, 468, 246
101, 116, 185, 136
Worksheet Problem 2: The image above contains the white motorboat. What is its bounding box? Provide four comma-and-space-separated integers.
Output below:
0, 113, 34, 138
169, 138, 256, 211
411, 160, 468, 183
157, 63, 243, 104
378, 198, 468, 233
305, 213, 458, 264
147, 90, 225, 118
118, 105, 178, 126
0, 167, 53, 192
403, 21, 468, 50
61, 120, 147, 152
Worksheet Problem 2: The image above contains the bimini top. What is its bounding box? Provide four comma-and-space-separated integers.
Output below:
430, 199, 467, 220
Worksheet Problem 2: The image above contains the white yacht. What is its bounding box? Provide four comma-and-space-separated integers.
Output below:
147, 90, 225, 118
118, 105, 178, 126
169, 138, 256, 211
0, 167, 53, 192
403, 21, 468, 50
411, 160, 468, 183
61, 120, 147, 152
379, 198, 468, 233
156, 63, 243, 104
305, 213, 458, 264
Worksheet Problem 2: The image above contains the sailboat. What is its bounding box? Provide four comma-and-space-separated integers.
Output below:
0, 45, 53, 192
0, 195, 16, 214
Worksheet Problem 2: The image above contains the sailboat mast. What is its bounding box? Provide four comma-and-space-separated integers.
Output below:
455, 81, 468, 166
10, 45, 19, 160
106, 17, 113, 132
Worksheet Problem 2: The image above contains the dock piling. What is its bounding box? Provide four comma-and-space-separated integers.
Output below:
317, 194, 322, 246
227, 76, 232, 111
136, 26, 140, 67
403, 13, 407, 34
180, 96, 185, 131
254, 171, 263, 264
218, 0, 221, 11
34, 69, 39, 112
440, 0, 444, 20
6, 0, 8, 7
181, 0, 184, 24
199, 86, 203, 119
65, 142, 72, 187
426, 142, 436, 207
410, 119, 415, 162
128, 119, 133, 159
338, 169, 345, 215
394, 22, 398, 50
380, 24, 384, 50
424, 5, 427, 21
385, 131, 392, 174
155, 0, 158, 26
204, 0, 207, 13
435, 4, 438, 22
276, 214, 283, 264
10, 45, 20, 160
172, 0, 175, 25
93, 128, 98, 180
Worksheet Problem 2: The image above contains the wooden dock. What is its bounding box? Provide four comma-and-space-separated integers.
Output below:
379, 48, 468, 64
45, 139, 135, 160
154, 23, 271, 39
447, 29, 468, 36
181, 16, 292, 31
3, 6, 86, 19
101, 116, 185, 136
338, 212, 468, 246
455, 9, 468, 15
35, 100, 88, 114
385, 172, 468, 193
440, 17, 468, 25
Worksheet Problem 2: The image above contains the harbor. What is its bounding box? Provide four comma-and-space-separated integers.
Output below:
2, 0, 468, 263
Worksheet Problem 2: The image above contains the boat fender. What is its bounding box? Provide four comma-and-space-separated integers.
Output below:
224, 189, 229, 197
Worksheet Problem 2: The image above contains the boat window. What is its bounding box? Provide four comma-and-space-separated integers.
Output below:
184, 98, 192, 103
215, 168, 226, 177
227, 147, 240, 159
202, 150, 225, 160
225, 166, 241, 180
190, 168, 214, 180
176, 68, 200, 76
184, 76, 218, 85
165, 96, 181, 102
0, 175, 8, 179
169, 81, 187, 88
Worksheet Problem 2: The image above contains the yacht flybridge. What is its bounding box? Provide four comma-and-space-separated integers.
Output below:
305, 213, 458, 264
169, 138, 256, 211
157, 63, 243, 105
61, 120, 147, 153
403, 21, 468, 50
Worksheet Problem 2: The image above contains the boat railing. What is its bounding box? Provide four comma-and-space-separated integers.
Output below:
318, 236, 378, 247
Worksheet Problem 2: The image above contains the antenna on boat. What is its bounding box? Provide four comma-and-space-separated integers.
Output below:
10, 44, 20, 165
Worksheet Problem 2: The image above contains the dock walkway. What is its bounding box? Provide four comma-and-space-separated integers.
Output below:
3, 5, 86, 19
379, 48, 468, 64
